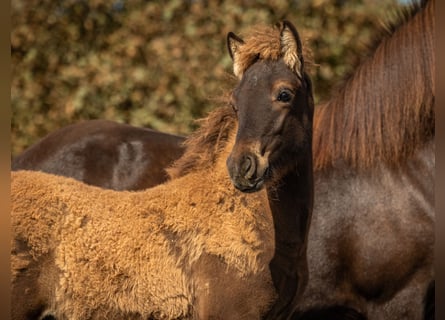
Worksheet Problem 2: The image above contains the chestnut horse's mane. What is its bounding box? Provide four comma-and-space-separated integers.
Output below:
313, 0, 434, 170
169, 0, 434, 178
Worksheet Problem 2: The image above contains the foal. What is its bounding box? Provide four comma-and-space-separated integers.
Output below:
11, 21, 314, 320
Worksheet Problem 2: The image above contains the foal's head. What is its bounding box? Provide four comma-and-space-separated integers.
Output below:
226, 21, 314, 192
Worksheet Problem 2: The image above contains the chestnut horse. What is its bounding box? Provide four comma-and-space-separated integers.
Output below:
11, 21, 314, 319
293, 0, 434, 319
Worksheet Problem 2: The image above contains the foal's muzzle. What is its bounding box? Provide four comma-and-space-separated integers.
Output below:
226, 153, 269, 193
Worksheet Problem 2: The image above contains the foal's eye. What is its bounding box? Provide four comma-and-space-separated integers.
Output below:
277, 90, 292, 102
230, 102, 238, 113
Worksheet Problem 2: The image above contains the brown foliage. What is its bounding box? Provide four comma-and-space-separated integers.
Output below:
11, 0, 401, 156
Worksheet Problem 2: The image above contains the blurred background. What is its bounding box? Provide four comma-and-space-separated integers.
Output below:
11, 0, 405, 157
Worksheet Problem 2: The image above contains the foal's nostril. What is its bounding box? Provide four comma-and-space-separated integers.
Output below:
241, 155, 256, 179
241, 156, 251, 173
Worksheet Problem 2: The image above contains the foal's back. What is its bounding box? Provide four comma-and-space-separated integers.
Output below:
11, 162, 275, 319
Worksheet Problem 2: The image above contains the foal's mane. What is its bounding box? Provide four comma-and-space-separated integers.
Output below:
313, 0, 435, 170
167, 102, 236, 179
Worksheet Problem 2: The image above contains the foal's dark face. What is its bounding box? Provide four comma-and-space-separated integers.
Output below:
227, 59, 312, 192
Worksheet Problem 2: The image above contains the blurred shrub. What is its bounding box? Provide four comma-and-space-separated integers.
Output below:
11, 0, 400, 156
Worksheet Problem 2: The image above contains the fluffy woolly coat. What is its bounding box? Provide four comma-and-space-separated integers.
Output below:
11, 111, 277, 319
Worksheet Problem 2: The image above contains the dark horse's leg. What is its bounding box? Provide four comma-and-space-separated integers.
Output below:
292, 305, 367, 320
424, 280, 435, 320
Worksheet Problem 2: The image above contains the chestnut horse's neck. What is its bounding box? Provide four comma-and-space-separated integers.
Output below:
265, 152, 313, 318
313, 0, 434, 171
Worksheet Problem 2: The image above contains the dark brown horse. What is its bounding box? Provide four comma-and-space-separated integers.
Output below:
12, 119, 186, 190
11, 21, 314, 319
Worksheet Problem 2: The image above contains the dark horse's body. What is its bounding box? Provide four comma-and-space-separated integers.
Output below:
297, 141, 434, 319
12, 120, 186, 190
12, 1, 434, 319
295, 0, 434, 319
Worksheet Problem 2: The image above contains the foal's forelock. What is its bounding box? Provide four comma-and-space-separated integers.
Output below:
228, 22, 312, 79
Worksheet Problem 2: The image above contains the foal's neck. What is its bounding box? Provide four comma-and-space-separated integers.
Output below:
265, 155, 313, 319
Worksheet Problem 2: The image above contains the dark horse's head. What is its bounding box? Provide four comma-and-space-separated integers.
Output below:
226, 21, 314, 193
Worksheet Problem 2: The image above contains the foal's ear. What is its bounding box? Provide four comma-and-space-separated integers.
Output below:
227, 32, 244, 60
280, 20, 304, 78
227, 32, 245, 77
